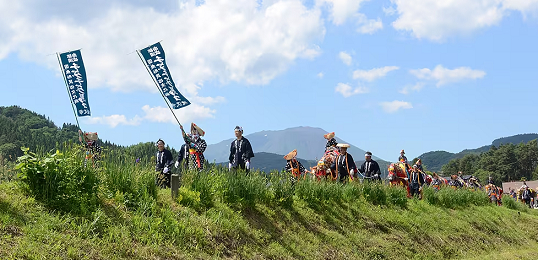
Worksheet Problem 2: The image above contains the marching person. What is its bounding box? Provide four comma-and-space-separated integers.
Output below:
358, 151, 381, 181
331, 144, 357, 183
284, 149, 308, 181
155, 139, 174, 188
431, 173, 443, 191
324, 132, 338, 151
229, 126, 254, 173
175, 142, 190, 172
181, 123, 207, 171
409, 165, 425, 199
78, 130, 102, 168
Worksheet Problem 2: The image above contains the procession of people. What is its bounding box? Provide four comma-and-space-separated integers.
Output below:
77, 125, 536, 207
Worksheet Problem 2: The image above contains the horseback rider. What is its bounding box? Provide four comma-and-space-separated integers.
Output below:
284, 149, 308, 181
155, 139, 174, 188
331, 144, 357, 183
358, 151, 381, 181
324, 132, 338, 151
229, 126, 254, 173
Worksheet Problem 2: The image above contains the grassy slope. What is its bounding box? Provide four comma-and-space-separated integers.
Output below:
1, 182, 538, 260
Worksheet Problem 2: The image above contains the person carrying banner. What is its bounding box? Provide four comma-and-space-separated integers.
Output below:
229, 126, 254, 173
180, 123, 207, 171
78, 130, 102, 168
331, 144, 357, 183
155, 139, 174, 188
284, 149, 308, 181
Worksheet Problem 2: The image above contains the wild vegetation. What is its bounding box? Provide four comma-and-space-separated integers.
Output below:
1, 145, 538, 259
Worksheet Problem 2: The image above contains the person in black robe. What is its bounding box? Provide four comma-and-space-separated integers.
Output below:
331, 144, 357, 183
229, 126, 254, 173
284, 149, 307, 180
155, 139, 174, 188
409, 165, 425, 199
358, 151, 381, 181
175, 143, 190, 173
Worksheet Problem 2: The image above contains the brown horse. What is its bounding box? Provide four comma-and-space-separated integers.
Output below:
310, 147, 339, 181
387, 162, 411, 197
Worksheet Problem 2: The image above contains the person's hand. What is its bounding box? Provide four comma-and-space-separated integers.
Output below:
175, 161, 179, 168
350, 169, 355, 175
245, 161, 250, 170
163, 167, 169, 174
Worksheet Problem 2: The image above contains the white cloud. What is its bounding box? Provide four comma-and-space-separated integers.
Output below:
353, 66, 399, 82
410, 65, 486, 86
399, 82, 425, 94
0, 0, 329, 123
338, 51, 352, 66
335, 83, 368, 97
85, 115, 143, 128
380, 100, 413, 113
391, 0, 538, 41
317, 0, 367, 25
317, 72, 324, 78
86, 104, 216, 127
356, 14, 383, 34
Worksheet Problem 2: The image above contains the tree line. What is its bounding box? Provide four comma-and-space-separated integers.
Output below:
441, 140, 538, 185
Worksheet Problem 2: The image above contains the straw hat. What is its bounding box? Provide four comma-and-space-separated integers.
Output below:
284, 149, 297, 160
191, 123, 205, 136
324, 132, 335, 139
84, 132, 98, 141
337, 143, 350, 148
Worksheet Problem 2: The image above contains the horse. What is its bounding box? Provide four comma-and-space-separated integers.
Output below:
387, 162, 411, 197
310, 146, 339, 181
485, 184, 502, 206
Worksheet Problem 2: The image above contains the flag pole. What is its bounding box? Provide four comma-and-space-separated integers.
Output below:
56, 53, 81, 131
136, 50, 190, 141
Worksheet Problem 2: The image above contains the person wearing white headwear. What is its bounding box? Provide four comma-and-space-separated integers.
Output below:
229, 126, 254, 172
358, 151, 381, 181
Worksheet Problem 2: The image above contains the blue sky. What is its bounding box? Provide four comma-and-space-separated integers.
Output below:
1, 0, 538, 161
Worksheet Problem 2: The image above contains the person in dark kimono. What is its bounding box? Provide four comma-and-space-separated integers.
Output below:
181, 123, 207, 171
409, 165, 425, 199
229, 126, 254, 173
175, 143, 190, 173
284, 149, 307, 180
78, 130, 102, 168
155, 139, 174, 188
323, 132, 338, 151
358, 151, 381, 181
331, 144, 357, 183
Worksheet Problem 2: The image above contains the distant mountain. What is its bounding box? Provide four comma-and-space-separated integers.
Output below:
205, 126, 385, 163
419, 133, 538, 172
245, 152, 317, 172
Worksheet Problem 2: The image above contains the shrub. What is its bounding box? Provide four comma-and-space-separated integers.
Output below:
16, 147, 99, 215
501, 195, 528, 212
361, 182, 387, 206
